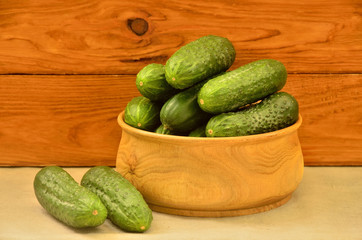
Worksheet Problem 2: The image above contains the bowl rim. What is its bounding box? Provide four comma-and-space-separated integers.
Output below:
117, 111, 302, 143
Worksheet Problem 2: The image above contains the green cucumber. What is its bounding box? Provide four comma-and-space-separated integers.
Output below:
124, 96, 161, 131
160, 80, 211, 133
198, 59, 287, 114
155, 124, 173, 135
136, 63, 178, 102
188, 124, 207, 137
155, 124, 188, 136
81, 166, 153, 233
33, 166, 107, 228
165, 35, 235, 89
206, 92, 299, 137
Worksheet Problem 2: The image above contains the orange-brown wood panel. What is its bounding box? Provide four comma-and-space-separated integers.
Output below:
0, 74, 361, 166
0, 0, 361, 166
0, 0, 361, 74
0, 75, 139, 166
284, 74, 362, 165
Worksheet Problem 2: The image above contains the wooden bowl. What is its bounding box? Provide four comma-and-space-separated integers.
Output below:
116, 111, 304, 217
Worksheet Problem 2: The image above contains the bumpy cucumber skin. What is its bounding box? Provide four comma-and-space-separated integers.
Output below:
198, 59, 287, 114
81, 166, 153, 233
136, 63, 178, 102
206, 92, 299, 137
33, 166, 107, 228
124, 96, 161, 131
165, 35, 235, 89
160, 80, 212, 133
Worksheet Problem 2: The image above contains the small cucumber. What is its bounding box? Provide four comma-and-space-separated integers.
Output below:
155, 124, 189, 136
81, 166, 153, 233
188, 124, 207, 137
155, 124, 173, 135
165, 35, 235, 89
206, 92, 299, 137
124, 96, 161, 131
198, 59, 287, 114
136, 63, 178, 102
160, 80, 211, 133
33, 166, 107, 228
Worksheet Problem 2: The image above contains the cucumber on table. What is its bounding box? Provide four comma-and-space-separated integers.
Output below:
198, 59, 287, 114
136, 63, 178, 102
81, 166, 153, 233
33, 166, 107, 228
124, 96, 161, 131
165, 35, 235, 89
160, 80, 212, 133
206, 92, 299, 137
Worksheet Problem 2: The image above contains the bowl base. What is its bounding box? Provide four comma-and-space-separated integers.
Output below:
148, 194, 292, 217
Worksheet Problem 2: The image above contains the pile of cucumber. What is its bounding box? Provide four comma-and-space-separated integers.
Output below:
34, 166, 153, 232
125, 35, 299, 137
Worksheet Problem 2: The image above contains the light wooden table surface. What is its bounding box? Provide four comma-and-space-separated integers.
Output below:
1, 167, 361, 240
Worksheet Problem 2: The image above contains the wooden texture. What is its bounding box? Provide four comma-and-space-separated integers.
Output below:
0, 74, 361, 166
0, 0, 361, 166
0, 75, 139, 166
284, 74, 362, 165
0, 0, 361, 74
116, 112, 304, 217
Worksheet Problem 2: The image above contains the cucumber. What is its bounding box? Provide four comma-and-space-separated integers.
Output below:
136, 63, 178, 102
165, 35, 235, 89
81, 166, 153, 233
160, 80, 212, 133
206, 92, 299, 137
155, 124, 173, 135
33, 166, 107, 228
198, 59, 287, 114
188, 124, 207, 137
124, 96, 161, 131
155, 124, 189, 136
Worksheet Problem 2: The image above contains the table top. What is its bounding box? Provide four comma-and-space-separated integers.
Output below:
1, 166, 361, 240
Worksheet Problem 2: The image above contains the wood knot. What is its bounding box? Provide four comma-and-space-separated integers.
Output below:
127, 18, 148, 36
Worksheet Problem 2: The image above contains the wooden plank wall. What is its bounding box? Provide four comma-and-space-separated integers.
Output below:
0, 0, 361, 166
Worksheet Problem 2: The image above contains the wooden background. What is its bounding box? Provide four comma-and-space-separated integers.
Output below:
0, 0, 361, 166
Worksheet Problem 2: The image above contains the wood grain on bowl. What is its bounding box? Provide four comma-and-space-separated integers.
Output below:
116, 112, 304, 217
